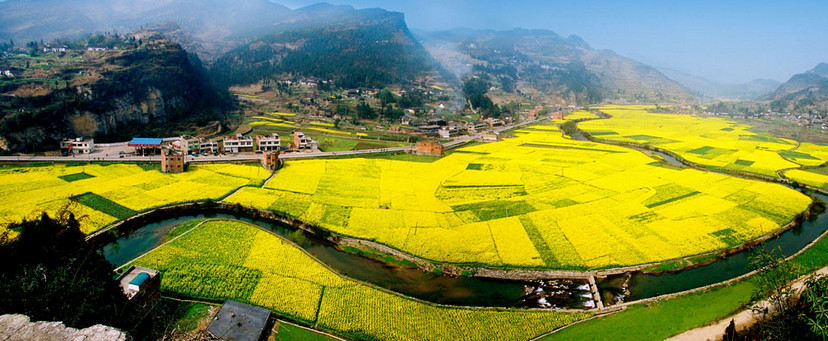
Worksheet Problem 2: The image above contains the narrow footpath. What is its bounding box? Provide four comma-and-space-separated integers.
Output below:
665, 265, 828, 341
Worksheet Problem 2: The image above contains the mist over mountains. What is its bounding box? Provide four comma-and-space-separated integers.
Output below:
657, 68, 782, 101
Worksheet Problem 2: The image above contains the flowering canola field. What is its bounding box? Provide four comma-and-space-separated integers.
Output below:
579, 106, 803, 177
226, 119, 811, 269
0, 163, 269, 237
134, 220, 591, 341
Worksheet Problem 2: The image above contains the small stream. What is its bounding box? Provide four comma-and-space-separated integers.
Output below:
103, 214, 593, 309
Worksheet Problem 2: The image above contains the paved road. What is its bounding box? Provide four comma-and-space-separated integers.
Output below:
0, 116, 552, 163
0, 146, 417, 163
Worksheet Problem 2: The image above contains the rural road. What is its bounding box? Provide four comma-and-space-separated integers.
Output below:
0, 116, 553, 164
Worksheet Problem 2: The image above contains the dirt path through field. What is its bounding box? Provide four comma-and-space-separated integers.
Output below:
665, 265, 828, 341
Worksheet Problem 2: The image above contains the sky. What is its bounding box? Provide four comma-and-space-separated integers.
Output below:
279, 0, 828, 84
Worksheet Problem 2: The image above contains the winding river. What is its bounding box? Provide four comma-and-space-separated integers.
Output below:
103, 214, 594, 309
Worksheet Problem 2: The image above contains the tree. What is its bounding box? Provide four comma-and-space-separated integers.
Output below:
0, 208, 129, 329
747, 246, 802, 339
335, 104, 350, 117
356, 102, 377, 120
376, 89, 395, 107
802, 276, 828, 338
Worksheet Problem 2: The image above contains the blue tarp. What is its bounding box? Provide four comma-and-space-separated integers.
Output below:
128, 138, 163, 147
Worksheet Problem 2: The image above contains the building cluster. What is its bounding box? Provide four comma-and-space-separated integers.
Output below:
42, 44, 67, 53
705, 110, 828, 129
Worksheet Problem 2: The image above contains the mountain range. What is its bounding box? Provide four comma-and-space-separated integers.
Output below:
0, 0, 698, 104
657, 68, 781, 101
417, 28, 694, 105
769, 62, 828, 113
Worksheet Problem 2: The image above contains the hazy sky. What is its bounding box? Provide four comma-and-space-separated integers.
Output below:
280, 0, 828, 84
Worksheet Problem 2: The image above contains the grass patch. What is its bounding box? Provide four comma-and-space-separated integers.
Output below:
587, 131, 617, 136
72, 192, 137, 219
275, 322, 338, 341
734, 159, 755, 166
167, 219, 206, 239
466, 163, 483, 170
451, 200, 536, 221
519, 143, 624, 154
541, 280, 755, 341
58, 172, 95, 182
342, 246, 417, 268
625, 135, 659, 140
780, 150, 820, 161
739, 134, 789, 144
686, 146, 715, 155
644, 191, 700, 209
365, 153, 442, 163
519, 216, 559, 267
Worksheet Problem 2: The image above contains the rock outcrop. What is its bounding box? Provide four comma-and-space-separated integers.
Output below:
0, 314, 128, 341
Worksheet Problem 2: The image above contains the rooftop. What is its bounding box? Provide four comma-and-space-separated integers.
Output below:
207, 301, 271, 341
117, 265, 159, 298
128, 137, 163, 147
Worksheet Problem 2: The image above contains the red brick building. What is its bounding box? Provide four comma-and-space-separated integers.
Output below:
416, 141, 443, 156
161, 148, 185, 173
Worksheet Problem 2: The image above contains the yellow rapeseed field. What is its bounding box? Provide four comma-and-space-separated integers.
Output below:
0, 163, 269, 236
581, 106, 801, 176
133, 220, 591, 341
225, 120, 811, 270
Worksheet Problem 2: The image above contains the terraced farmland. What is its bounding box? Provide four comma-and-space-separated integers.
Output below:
132, 220, 591, 341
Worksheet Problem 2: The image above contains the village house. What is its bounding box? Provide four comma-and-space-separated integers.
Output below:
60, 137, 94, 155
480, 131, 501, 142
223, 134, 254, 154
256, 133, 281, 152
293, 131, 318, 152
160, 148, 185, 173
176, 135, 200, 153
437, 127, 451, 139
416, 141, 443, 156
199, 140, 219, 154
117, 266, 161, 322
42, 45, 67, 53
484, 117, 502, 128
261, 151, 280, 170
551, 111, 564, 120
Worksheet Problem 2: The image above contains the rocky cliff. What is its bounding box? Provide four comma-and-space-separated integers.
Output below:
0, 38, 233, 152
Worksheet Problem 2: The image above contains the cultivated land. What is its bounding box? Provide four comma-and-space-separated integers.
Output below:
225, 119, 810, 270
0, 109, 813, 272
580, 105, 828, 193
131, 220, 591, 341
0, 163, 270, 237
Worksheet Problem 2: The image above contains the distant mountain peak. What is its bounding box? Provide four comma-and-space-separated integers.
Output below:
808, 62, 828, 76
